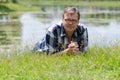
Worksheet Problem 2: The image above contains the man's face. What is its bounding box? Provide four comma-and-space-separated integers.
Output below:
62, 13, 79, 33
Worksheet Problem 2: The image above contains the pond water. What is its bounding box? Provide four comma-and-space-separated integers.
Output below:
0, 6, 120, 53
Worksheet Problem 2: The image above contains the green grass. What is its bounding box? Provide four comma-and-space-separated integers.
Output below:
0, 3, 39, 12
0, 45, 120, 80
1, 1, 120, 12
28, 1, 120, 7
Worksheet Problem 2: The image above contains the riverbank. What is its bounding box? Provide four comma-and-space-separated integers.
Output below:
0, 45, 120, 79
0, 1, 120, 12
0, 3, 39, 12
31, 1, 120, 7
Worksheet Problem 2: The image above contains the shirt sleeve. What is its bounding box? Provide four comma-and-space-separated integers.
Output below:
82, 28, 88, 52
45, 30, 58, 55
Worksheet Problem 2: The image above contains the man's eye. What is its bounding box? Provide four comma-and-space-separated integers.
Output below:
65, 19, 70, 21
65, 19, 77, 22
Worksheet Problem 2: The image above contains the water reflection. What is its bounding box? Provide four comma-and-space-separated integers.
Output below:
88, 20, 120, 46
20, 13, 49, 47
84, 13, 120, 26
0, 21, 21, 53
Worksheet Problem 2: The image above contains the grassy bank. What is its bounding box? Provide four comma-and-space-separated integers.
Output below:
0, 45, 120, 79
0, 3, 39, 12
0, 1, 120, 12
22, 1, 120, 7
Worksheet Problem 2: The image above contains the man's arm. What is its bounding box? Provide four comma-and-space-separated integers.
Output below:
82, 28, 88, 52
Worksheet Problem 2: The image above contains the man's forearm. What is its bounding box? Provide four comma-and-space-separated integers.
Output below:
53, 48, 81, 56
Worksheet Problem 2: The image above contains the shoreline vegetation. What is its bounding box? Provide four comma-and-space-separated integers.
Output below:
0, 1, 120, 12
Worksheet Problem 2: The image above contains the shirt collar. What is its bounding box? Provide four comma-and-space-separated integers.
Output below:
60, 23, 66, 37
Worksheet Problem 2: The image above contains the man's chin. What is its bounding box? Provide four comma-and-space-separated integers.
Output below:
67, 30, 74, 32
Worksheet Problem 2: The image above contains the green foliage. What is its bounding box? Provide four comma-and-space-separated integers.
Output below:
1, 1, 120, 12
4, 3, 39, 11
0, 5, 13, 12
0, 3, 39, 12
18, 0, 120, 7
0, 45, 120, 79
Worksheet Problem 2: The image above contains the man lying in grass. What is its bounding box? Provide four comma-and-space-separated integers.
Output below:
34, 7, 88, 56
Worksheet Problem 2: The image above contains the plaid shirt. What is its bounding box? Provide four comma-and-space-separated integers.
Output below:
34, 22, 88, 55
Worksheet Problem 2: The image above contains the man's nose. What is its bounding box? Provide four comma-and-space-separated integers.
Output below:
68, 21, 72, 24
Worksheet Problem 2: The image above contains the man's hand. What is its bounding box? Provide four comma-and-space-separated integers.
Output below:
68, 41, 79, 52
54, 41, 81, 56
65, 41, 80, 55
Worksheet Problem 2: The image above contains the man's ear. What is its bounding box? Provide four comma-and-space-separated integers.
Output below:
62, 17, 64, 22
77, 20, 80, 24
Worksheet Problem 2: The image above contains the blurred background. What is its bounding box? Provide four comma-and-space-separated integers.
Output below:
0, 0, 120, 53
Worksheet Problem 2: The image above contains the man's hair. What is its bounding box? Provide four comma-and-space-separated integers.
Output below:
63, 7, 80, 20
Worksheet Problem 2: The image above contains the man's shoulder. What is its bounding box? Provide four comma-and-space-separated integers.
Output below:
77, 23, 87, 31
47, 22, 62, 32
78, 23, 87, 29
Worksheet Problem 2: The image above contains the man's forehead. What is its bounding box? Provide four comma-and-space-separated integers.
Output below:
67, 9, 75, 14
65, 9, 77, 14
64, 12, 78, 17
